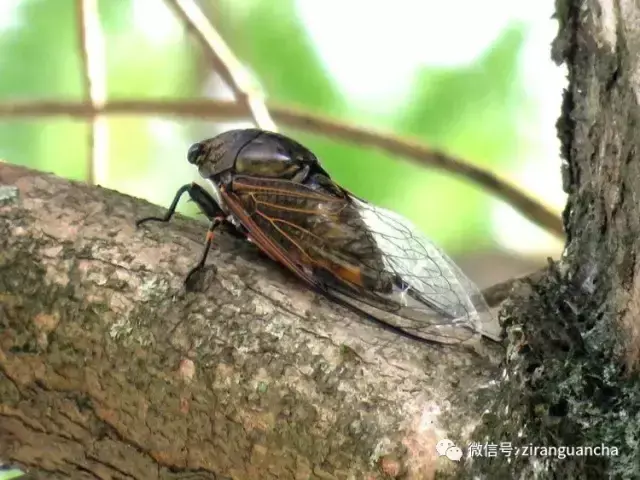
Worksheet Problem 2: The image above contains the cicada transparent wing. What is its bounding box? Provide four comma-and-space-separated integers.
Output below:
327, 197, 501, 343
219, 174, 501, 345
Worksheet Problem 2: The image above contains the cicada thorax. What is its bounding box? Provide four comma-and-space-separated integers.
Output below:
229, 130, 323, 181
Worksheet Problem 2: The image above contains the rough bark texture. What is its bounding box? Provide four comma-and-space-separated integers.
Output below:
470, 1, 640, 478
0, 163, 503, 480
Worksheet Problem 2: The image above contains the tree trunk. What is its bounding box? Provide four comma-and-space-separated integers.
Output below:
0, 163, 503, 480
469, 0, 640, 478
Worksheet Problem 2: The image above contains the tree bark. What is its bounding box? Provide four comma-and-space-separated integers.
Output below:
0, 163, 503, 480
469, 1, 640, 478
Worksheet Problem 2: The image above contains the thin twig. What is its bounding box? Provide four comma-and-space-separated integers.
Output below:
162, 0, 276, 131
0, 99, 563, 238
75, 0, 108, 186
273, 106, 564, 239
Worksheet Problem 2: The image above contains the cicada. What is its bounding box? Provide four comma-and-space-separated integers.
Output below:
137, 129, 501, 344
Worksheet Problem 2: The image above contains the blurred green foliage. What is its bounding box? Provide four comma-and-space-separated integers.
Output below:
0, 471, 22, 480
0, 0, 536, 253
0, 0, 83, 179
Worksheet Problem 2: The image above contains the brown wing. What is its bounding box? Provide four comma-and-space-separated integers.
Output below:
222, 175, 396, 295
220, 175, 495, 344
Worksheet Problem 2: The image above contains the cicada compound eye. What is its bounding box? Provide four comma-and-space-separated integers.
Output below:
187, 142, 204, 165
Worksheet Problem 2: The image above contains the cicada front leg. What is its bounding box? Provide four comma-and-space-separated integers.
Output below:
136, 182, 223, 226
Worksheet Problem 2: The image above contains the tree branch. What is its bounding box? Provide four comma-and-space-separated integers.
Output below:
162, 0, 276, 131
480, 265, 549, 307
0, 163, 503, 479
74, 0, 108, 185
0, 99, 563, 239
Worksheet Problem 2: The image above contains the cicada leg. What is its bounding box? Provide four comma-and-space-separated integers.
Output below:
136, 182, 223, 226
185, 216, 225, 285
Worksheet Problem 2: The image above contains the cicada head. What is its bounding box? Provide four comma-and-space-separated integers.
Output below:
187, 129, 263, 180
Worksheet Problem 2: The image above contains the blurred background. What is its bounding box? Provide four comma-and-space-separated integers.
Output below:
0, 1, 566, 476
0, 0, 566, 285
